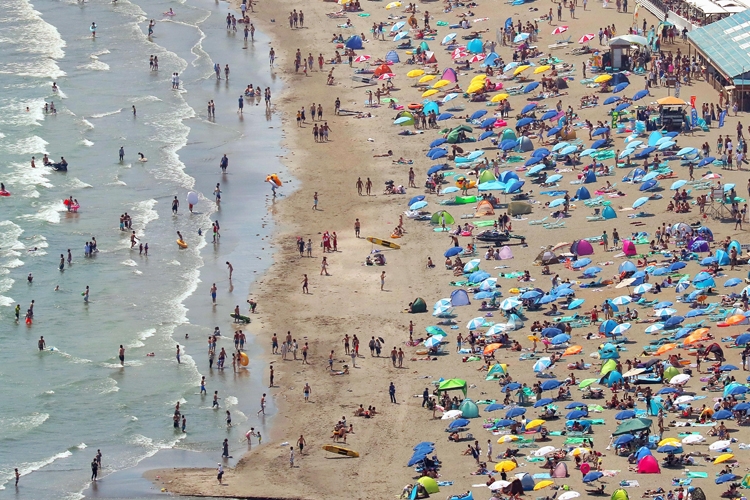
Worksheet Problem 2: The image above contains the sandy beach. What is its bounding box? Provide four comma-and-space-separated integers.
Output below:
149, 0, 750, 499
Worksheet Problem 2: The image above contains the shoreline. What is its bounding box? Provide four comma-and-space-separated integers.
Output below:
146, 1, 750, 500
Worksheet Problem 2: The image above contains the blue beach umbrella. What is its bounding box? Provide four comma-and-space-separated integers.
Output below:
560, 145, 578, 155
430, 138, 447, 148
572, 258, 592, 269
408, 195, 425, 206
517, 117, 535, 128
437, 113, 454, 121
410, 200, 428, 210
444, 247, 463, 257
632, 89, 648, 101
604, 96, 620, 105
521, 103, 538, 114
506, 407, 526, 418
449, 418, 470, 429
534, 398, 555, 408
566, 402, 587, 409
470, 109, 487, 120
523, 82, 539, 93
566, 410, 588, 419
479, 131, 495, 141
615, 410, 635, 420
615, 103, 631, 112
486, 403, 506, 412
633, 196, 649, 209
547, 126, 561, 137
613, 82, 629, 93
481, 117, 498, 128
592, 127, 608, 137
541, 379, 562, 391
583, 471, 604, 483
698, 156, 716, 167
542, 110, 559, 120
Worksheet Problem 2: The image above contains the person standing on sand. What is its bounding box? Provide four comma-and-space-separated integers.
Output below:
297, 435, 306, 454
312, 192, 318, 210
356, 177, 364, 195
304, 383, 311, 401
216, 463, 224, 484
365, 177, 372, 195
381, 271, 386, 291
355, 218, 361, 238
302, 274, 309, 293
389, 382, 397, 403
269, 365, 274, 387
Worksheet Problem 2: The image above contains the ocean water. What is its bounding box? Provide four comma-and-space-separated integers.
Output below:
0, 0, 286, 497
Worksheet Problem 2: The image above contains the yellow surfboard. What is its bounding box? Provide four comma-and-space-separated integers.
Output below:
366, 237, 401, 249
322, 445, 359, 458
176, 239, 188, 248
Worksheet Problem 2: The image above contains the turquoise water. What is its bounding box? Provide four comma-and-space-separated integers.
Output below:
0, 0, 285, 497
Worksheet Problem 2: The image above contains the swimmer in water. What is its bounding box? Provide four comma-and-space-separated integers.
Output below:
91, 22, 97, 38
138, 152, 146, 161
27, 247, 38, 252
1, 183, 5, 191
166, 8, 174, 15
52, 82, 58, 92
54, 285, 59, 291
31, 156, 35, 168
43, 154, 50, 165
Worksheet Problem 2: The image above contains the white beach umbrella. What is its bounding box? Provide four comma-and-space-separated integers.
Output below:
533, 446, 557, 457
709, 440, 731, 451
441, 410, 463, 420
681, 434, 705, 444
669, 374, 690, 385
558, 492, 581, 500
489, 481, 511, 490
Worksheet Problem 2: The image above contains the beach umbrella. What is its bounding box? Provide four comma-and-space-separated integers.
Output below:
714, 409, 733, 421
552, 25, 569, 34
613, 82, 629, 93
566, 402, 587, 409
407, 69, 424, 78
632, 197, 649, 209
669, 374, 690, 385
619, 148, 635, 159
736, 333, 750, 345
448, 418, 470, 429
578, 379, 598, 389
614, 435, 635, 446
534, 65, 552, 74
430, 138, 448, 148
534, 398, 555, 408
513, 33, 530, 43
715, 453, 735, 464
616, 410, 636, 420
391, 21, 406, 31
506, 407, 526, 418
657, 387, 679, 395
551, 333, 571, 344
500, 298, 522, 310
408, 195, 425, 206
444, 247, 464, 258
591, 127, 608, 137
566, 409, 588, 419
604, 96, 620, 105
657, 445, 682, 453
424, 336, 441, 348
437, 112, 454, 121
526, 418, 547, 430
441, 409, 462, 419
594, 74, 612, 83
632, 89, 648, 101
725, 278, 743, 287
654, 308, 676, 317
633, 283, 652, 294
521, 290, 542, 299
385, 1, 402, 8
491, 93, 510, 102
523, 82, 539, 93
409, 200, 428, 210
699, 156, 716, 167
583, 266, 602, 276
442, 93, 459, 103
678, 147, 697, 156
558, 492, 580, 500
579, 33, 595, 43
422, 89, 438, 98
495, 461, 518, 472
418, 75, 436, 84
466, 317, 486, 330
471, 109, 488, 120
583, 471, 603, 483
501, 382, 521, 392
610, 296, 632, 305
533, 446, 557, 456
611, 323, 631, 335
479, 131, 495, 141
540, 110, 558, 121
591, 139, 608, 149
552, 142, 570, 152
521, 103, 538, 114
481, 117, 498, 128
572, 258, 592, 268
517, 117, 535, 128
394, 117, 412, 125
710, 440, 731, 451
486, 403, 506, 412
441, 33, 457, 45
560, 145, 578, 155
541, 327, 563, 338
541, 379, 562, 391
555, 288, 576, 296
489, 481, 512, 491
716, 473, 738, 484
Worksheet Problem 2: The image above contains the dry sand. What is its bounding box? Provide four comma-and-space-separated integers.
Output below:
149, 0, 750, 498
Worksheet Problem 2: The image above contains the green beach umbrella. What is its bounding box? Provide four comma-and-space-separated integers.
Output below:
579, 378, 599, 389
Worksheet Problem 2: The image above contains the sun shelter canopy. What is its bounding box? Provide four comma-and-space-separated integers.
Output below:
613, 417, 652, 435
438, 378, 468, 396
688, 10, 750, 80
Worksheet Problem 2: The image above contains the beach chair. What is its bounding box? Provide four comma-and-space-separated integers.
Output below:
548, 36, 572, 50
528, 216, 549, 226
583, 196, 604, 207
351, 75, 377, 86
543, 220, 566, 229
709, 310, 729, 322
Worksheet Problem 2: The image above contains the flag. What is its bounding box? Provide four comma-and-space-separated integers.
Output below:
691, 107, 698, 128
611, 111, 619, 128
719, 110, 727, 128
690, 95, 696, 108
633, 4, 640, 19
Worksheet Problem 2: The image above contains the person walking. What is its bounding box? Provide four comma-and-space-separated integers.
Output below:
389, 382, 397, 403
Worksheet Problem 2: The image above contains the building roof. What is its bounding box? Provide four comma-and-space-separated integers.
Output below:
688, 9, 750, 79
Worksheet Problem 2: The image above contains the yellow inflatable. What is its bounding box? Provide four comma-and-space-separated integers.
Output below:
455, 178, 477, 189
239, 352, 249, 366
266, 174, 282, 186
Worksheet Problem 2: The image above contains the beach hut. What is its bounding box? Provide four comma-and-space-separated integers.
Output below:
442, 67, 458, 83
690, 239, 710, 252
622, 240, 636, 256
575, 186, 591, 200
431, 210, 455, 225
637, 454, 660, 474
423, 101, 439, 115
571, 239, 594, 256
486, 363, 508, 380
459, 398, 479, 418
476, 199, 495, 216
450, 289, 471, 307
729, 240, 742, 255
601, 370, 623, 387
602, 206, 617, 219
385, 50, 400, 64
395, 110, 415, 126
583, 170, 597, 184
517, 136, 533, 152
410, 297, 427, 313
498, 246, 514, 260
345, 35, 364, 50
508, 201, 532, 216
611, 489, 629, 500
551, 462, 569, 478
374, 64, 392, 76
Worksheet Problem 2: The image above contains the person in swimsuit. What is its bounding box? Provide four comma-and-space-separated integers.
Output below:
118, 345, 125, 365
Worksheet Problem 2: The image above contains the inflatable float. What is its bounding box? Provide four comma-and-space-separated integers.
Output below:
230, 313, 251, 323
0, 190, 10, 197
366, 236, 401, 249
63, 199, 80, 212
176, 239, 188, 248
322, 445, 359, 457
266, 174, 282, 186
239, 352, 249, 366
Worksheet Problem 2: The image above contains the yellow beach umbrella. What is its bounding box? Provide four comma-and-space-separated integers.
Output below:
594, 74, 612, 83
658, 437, 680, 446
534, 480, 555, 491
714, 453, 734, 464
466, 82, 484, 94
338, 0, 353, 4
422, 89, 438, 98
433, 79, 451, 88
386, 1, 402, 8
497, 435, 519, 444
471, 74, 488, 83
534, 65, 552, 74
526, 419, 546, 429
513, 65, 531, 76
494, 461, 518, 472
419, 75, 436, 84
528, 335, 540, 342
492, 93, 509, 103
407, 69, 425, 78
568, 447, 591, 457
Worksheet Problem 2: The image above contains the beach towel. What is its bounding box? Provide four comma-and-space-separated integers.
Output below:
671, 479, 691, 486
533, 473, 552, 479
619, 480, 640, 488
687, 472, 708, 478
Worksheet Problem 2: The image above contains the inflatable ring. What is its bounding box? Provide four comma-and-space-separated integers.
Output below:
408, 103, 423, 110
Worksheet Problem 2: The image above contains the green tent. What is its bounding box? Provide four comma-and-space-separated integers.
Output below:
411, 297, 427, 313
417, 477, 440, 494
438, 378, 468, 396
611, 489, 629, 500
600, 359, 617, 376
395, 110, 414, 126
500, 128, 517, 142
663, 366, 679, 382
478, 169, 496, 184
612, 418, 652, 436
459, 398, 479, 418
431, 210, 455, 225
419, 41, 430, 51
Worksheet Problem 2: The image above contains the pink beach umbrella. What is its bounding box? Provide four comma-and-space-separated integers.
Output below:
451, 47, 468, 59
469, 54, 486, 63
578, 33, 595, 44
552, 26, 568, 35
354, 55, 371, 63
378, 73, 396, 80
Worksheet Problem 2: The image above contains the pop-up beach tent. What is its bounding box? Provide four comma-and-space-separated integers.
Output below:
431, 210, 455, 225
345, 35, 363, 49
410, 297, 427, 313
438, 378, 468, 396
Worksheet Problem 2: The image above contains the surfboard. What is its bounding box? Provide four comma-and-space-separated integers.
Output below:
322, 445, 359, 458
176, 239, 188, 248
366, 237, 400, 249
230, 313, 251, 323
